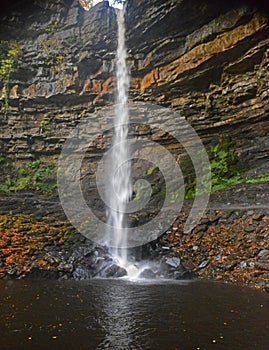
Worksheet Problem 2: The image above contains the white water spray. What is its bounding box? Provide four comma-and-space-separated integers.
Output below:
107, 9, 132, 268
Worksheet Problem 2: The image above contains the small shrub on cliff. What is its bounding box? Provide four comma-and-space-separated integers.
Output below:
184, 137, 243, 198
79, 0, 93, 10
39, 21, 67, 91
210, 138, 242, 192
0, 41, 21, 115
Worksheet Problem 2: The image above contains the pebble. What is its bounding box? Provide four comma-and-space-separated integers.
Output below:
165, 257, 181, 268
199, 260, 209, 269
253, 213, 263, 220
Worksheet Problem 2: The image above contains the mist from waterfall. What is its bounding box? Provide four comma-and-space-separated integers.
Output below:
106, 8, 132, 268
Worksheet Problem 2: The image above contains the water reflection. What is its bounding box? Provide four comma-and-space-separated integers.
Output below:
0, 280, 268, 350
95, 281, 153, 349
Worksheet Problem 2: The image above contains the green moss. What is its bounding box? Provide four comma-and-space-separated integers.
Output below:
143, 164, 158, 176
19, 167, 29, 176
211, 175, 243, 192
33, 161, 56, 192
29, 160, 42, 168
246, 173, 269, 184
10, 175, 32, 191
0, 158, 57, 194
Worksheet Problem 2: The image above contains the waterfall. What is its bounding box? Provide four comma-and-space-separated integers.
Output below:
107, 8, 132, 268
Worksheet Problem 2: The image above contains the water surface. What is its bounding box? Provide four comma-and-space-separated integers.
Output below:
0, 279, 268, 350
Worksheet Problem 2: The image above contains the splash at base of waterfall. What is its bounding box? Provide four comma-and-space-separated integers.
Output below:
116, 259, 145, 281
111, 257, 174, 282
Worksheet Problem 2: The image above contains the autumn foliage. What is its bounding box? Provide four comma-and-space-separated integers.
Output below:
164, 210, 269, 288
0, 214, 75, 278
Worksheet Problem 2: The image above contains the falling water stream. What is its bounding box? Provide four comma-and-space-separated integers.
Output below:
107, 8, 165, 280
107, 9, 132, 269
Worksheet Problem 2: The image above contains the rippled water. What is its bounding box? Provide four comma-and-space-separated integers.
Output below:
0, 279, 268, 350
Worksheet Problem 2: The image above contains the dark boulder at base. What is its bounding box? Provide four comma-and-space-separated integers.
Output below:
25, 267, 62, 280
73, 266, 93, 280
139, 268, 156, 279
99, 264, 127, 278
174, 270, 197, 280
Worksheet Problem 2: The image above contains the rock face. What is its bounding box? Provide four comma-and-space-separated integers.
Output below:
0, 0, 268, 177
0, 0, 117, 163
125, 0, 269, 172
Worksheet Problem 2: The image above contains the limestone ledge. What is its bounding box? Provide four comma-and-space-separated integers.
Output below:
136, 13, 268, 92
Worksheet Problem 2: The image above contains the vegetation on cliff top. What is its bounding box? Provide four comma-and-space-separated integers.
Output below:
79, 0, 124, 10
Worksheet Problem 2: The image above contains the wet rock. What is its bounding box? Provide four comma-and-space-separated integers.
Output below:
253, 213, 264, 221
255, 263, 269, 271
58, 262, 74, 273
173, 271, 184, 280
199, 260, 209, 269
157, 260, 172, 277
173, 270, 196, 280
244, 225, 255, 233
192, 224, 208, 234
161, 246, 170, 251
94, 257, 108, 272
73, 266, 92, 280
155, 257, 189, 279
25, 267, 60, 280
69, 245, 96, 263
165, 257, 181, 269
7, 268, 21, 278
180, 270, 197, 280
238, 261, 247, 269
139, 268, 156, 279
58, 274, 69, 281
99, 264, 127, 278
257, 249, 269, 261
181, 259, 196, 271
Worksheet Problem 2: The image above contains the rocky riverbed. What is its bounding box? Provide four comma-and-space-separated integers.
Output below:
0, 182, 268, 292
